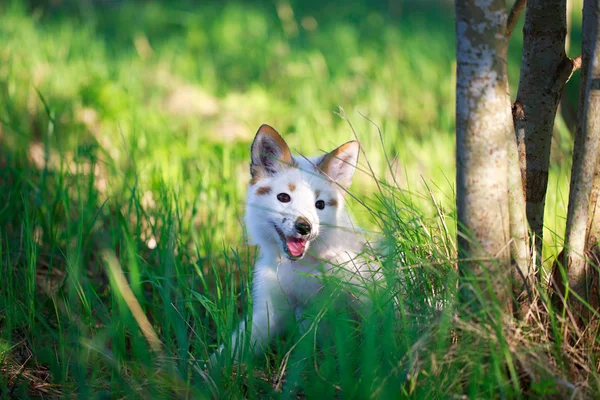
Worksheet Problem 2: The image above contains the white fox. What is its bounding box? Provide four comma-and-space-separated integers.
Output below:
214, 124, 381, 363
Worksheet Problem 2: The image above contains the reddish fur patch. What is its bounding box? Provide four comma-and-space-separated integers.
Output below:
318, 141, 359, 176
250, 164, 264, 185
256, 186, 272, 196
257, 124, 293, 165
288, 183, 296, 192
249, 125, 299, 184
327, 199, 338, 207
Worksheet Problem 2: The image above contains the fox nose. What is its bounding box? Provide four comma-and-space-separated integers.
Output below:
294, 217, 312, 236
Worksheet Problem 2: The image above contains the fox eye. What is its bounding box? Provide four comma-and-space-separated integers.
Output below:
315, 200, 325, 210
277, 193, 291, 203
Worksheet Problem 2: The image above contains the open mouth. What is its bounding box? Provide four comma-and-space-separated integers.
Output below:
274, 226, 308, 259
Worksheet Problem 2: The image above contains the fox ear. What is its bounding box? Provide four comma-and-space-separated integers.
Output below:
318, 141, 360, 189
250, 124, 293, 182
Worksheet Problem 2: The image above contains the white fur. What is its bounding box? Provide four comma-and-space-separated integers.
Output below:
213, 126, 380, 363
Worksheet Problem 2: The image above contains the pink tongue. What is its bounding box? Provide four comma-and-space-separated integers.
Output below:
286, 240, 306, 257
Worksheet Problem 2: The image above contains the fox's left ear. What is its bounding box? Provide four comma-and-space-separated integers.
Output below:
318, 141, 360, 189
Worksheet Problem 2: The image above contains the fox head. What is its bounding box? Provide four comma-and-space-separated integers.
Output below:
245, 124, 360, 260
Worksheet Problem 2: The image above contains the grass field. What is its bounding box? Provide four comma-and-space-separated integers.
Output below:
0, 0, 594, 398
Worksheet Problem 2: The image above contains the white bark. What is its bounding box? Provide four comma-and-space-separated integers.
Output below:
564, 0, 600, 302
456, 0, 512, 307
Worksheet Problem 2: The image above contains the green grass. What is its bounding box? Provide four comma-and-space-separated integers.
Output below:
0, 0, 595, 398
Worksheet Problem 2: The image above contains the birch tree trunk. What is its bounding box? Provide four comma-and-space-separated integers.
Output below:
512, 0, 574, 269
455, 0, 512, 310
560, 0, 600, 313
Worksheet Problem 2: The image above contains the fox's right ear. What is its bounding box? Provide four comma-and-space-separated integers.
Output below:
250, 124, 293, 183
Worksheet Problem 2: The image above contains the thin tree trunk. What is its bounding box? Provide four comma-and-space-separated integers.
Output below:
507, 0, 528, 39
456, 0, 512, 310
507, 0, 534, 320
582, 2, 600, 273
586, 162, 600, 259
562, 0, 600, 312
508, 132, 533, 316
582, 160, 600, 310
513, 0, 574, 270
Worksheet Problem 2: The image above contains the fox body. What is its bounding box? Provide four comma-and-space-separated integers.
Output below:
218, 124, 379, 361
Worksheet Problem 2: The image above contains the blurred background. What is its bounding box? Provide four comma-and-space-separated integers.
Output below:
1, 0, 583, 260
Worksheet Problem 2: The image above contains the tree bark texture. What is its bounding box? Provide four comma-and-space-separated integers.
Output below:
586, 160, 600, 257
513, 0, 573, 268
507, 0, 527, 40
583, 163, 600, 309
508, 131, 533, 314
456, 0, 512, 309
563, 0, 600, 307
507, 0, 534, 318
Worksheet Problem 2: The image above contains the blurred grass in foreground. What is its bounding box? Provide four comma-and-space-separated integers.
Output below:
0, 0, 590, 397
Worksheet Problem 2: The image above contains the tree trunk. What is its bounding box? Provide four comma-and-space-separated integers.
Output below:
455, 0, 512, 310
513, 0, 573, 270
508, 131, 533, 316
561, 0, 600, 314
586, 161, 600, 267
507, 0, 527, 39
583, 160, 600, 311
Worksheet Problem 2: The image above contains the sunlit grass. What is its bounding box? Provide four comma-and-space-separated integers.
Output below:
0, 0, 591, 397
